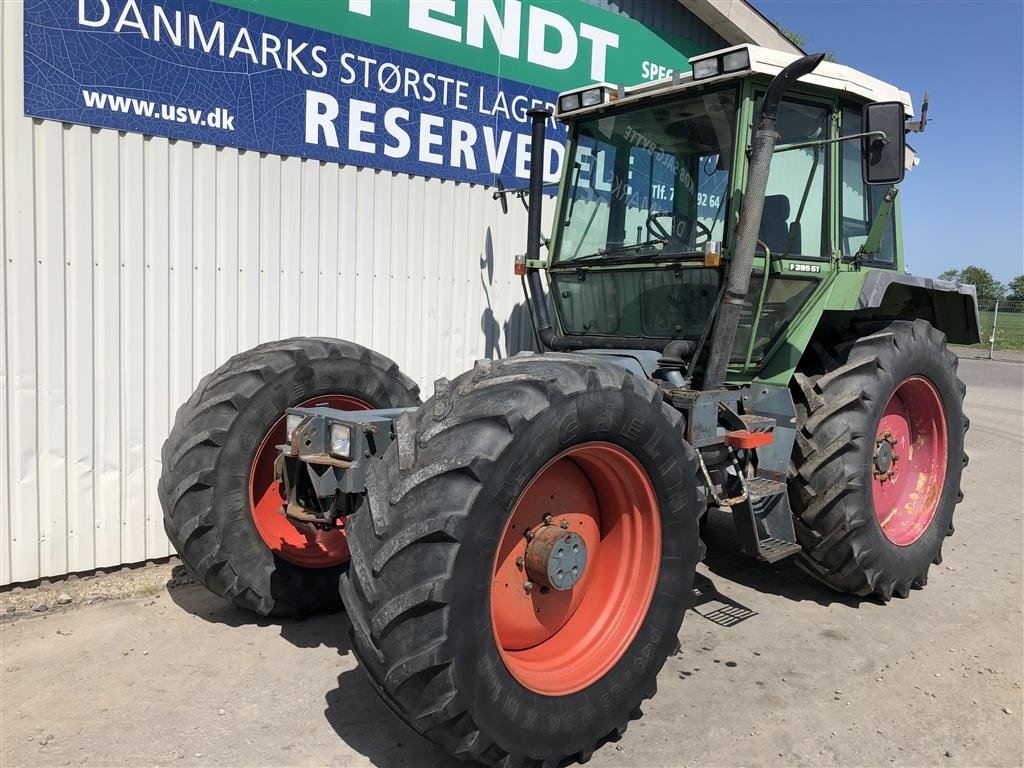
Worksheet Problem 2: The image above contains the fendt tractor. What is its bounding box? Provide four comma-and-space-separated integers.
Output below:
160, 45, 978, 766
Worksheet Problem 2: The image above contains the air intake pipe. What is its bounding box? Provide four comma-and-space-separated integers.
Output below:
701, 52, 826, 389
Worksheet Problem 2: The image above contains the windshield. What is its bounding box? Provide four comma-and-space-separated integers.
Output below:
554, 88, 738, 264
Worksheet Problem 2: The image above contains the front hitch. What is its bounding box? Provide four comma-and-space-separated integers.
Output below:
274, 406, 412, 528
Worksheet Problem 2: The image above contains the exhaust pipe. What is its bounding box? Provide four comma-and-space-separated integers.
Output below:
701, 52, 826, 389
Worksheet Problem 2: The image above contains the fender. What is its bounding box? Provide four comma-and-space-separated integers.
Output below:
856, 272, 981, 345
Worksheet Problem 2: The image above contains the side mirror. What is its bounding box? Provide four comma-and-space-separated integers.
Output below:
862, 101, 906, 185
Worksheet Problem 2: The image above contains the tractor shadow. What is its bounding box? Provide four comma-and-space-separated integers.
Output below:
164, 571, 352, 652
165, 574, 452, 765
324, 666, 457, 768
698, 509, 866, 608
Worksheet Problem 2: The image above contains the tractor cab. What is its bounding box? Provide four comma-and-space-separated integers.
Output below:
537, 44, 917, 384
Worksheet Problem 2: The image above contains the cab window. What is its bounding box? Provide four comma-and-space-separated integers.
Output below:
841, 107, 897, 265
758, 97, 830, 258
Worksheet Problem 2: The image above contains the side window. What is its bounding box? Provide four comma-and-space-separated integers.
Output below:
841, 108, 897, 265
760, 97, 830, 258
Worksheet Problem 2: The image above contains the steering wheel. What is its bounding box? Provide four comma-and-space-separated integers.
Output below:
647, 212, 715, 247
646, 211, 674, 241
692, 220, 713, 245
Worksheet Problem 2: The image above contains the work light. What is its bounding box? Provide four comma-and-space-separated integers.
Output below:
722, 49, 750, 73
580, 87, 604, 107
559, 93, 580, 112
692, 57, 720, 80
329, 423, 352, 459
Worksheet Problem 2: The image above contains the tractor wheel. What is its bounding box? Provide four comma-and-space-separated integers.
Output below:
159, 337, 420, 617
340, 355, 704, 766
789, 319, 968, 600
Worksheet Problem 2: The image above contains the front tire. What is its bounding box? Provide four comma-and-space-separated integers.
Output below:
789, 320, 968, 600
340, 355, 705, 766
159, 337, 420, 617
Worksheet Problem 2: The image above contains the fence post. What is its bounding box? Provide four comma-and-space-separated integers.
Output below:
988, 299, 1000, 360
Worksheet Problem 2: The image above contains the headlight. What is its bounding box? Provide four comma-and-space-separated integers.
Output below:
692, 58, 720, 80
580, 87, 604, 107
285, 414, 302, 442
329, 423, 352, 459
722, 49, 750, 73
559, 92, 580, 112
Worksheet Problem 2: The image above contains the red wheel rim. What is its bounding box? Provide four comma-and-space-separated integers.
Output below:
490, 442, 661, 696
871, 377, 948, 546
249, 394, 372, 568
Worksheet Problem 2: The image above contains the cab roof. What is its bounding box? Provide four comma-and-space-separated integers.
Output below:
555, 44, 914, 122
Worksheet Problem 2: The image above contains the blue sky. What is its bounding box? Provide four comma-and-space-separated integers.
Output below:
759, 0, 1024, 284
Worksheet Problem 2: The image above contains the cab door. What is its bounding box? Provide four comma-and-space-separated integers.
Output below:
732, 88, 835, 370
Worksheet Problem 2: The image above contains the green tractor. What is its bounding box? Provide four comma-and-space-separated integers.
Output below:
160, 45, 977, 766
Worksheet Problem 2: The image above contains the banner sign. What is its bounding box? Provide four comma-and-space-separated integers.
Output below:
24, 0, 706, 186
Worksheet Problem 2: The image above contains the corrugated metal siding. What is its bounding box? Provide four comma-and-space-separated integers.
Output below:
0, 1, 540, 585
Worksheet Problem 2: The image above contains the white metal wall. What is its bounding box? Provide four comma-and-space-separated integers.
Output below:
0, 1, 539, 585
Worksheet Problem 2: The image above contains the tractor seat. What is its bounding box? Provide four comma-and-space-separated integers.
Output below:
759, 195, 802, 256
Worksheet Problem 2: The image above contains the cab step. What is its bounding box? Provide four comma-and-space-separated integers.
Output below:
732, 475, 801, 563
755, 537, 803, 563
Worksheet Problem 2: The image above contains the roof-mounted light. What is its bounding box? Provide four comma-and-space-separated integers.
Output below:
692, 58, 720, 80
558, 93, 580, 113
556, 85, 618, 117
722, 49, 750, 73
690, 46, 751, 81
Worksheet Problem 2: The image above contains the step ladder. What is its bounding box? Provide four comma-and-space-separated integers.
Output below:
731, 475, 802, 563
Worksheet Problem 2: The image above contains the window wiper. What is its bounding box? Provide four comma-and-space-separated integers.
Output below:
574, 239, 667, 261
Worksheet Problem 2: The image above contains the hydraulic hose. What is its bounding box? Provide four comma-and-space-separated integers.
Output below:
702, 52, 826, 389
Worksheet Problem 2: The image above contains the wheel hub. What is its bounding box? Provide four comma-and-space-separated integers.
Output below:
873, 430, 899, 480
524, 524, 587, 591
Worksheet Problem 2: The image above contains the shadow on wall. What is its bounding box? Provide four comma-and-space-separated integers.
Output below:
480, 226, 539, 360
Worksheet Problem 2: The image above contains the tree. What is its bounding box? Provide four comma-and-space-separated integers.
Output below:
938, 265, 1006, 301
1008, 275, 1024, 302
773, 21, 838, 62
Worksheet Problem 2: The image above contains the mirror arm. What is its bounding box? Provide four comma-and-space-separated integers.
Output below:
773, 130, 886, 154
855, 185, 899, 263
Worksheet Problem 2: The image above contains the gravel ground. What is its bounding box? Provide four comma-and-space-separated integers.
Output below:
1, 356, 1021, 768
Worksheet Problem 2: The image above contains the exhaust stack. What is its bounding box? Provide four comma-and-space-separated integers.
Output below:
702, 52, 826, 389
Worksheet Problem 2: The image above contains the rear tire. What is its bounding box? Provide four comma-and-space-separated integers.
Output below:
340, 355, 704, 766
789, 319, 968, 600
159, 337, 420, 617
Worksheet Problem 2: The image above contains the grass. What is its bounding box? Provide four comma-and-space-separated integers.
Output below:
970, 307, 1024, 351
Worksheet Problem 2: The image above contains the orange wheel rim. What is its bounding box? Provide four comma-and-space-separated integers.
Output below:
248, 394, 371, 568
490, 442, 661, 696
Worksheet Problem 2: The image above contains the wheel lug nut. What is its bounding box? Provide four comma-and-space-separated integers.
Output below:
559, 520, 569, 529
523, 581, 534, 593
524, 530, 534, 541
542, 514, 553, 525
515, 556, 524, 570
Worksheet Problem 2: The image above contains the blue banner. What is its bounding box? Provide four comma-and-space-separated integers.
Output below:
23, 0, 567, 186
